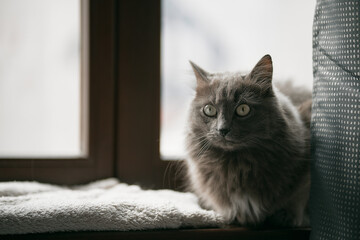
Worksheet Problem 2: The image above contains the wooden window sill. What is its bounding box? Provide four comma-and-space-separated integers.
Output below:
2, 227, 310, 240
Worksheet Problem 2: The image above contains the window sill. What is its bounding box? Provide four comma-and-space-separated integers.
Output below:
2, 227, 310, 240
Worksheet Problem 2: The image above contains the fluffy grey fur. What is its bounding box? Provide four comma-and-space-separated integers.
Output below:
185, 55, 311, 227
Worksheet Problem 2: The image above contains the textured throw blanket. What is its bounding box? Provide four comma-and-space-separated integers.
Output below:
0, 178, 226, 235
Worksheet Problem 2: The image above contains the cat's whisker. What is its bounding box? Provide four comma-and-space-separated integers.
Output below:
191, 135, 208, 143
193, 142, 208, 155
195, 140, 211, 159
192, 135, 209, 146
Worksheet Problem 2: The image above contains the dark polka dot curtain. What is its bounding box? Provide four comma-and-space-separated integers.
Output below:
311, 0, 360, 239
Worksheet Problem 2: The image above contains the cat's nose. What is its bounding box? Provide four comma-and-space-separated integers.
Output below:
218, 128, 230, 137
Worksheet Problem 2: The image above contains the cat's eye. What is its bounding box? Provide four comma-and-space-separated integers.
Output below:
236, 104, 251, 117
203, 104, 217, 117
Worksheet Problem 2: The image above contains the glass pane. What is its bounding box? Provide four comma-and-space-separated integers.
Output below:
161, 0, 316, 159
0, 0, 82, 157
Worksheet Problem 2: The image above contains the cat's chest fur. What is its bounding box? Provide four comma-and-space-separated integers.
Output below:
187, 151, 279, 224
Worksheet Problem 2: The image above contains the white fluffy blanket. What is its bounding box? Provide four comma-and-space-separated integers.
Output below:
0, 178, 226, 234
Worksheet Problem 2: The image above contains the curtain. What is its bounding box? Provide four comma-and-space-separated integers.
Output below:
311, 0, 360, 239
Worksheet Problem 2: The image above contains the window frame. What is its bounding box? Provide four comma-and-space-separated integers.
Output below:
0, 0, 178, 189
115, 0, 181, 189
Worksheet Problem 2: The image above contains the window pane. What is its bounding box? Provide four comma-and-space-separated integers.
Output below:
161, 0, 316, 159
0, 0, 82, 157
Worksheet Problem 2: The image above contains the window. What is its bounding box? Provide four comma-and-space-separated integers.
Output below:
0, 0, 167, 188
0, 0, 82, 157
0, 0, 314, 192
0, 0, 116, 185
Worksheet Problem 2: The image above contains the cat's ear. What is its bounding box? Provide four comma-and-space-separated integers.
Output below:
249, 54, 273, 86
189, 61, 210, 88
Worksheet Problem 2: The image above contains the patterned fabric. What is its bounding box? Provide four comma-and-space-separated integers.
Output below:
311, 0, 360, 239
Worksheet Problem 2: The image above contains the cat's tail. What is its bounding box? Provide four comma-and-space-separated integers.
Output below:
275, 80, 312, 107
298, 99, 312, 129
275, 80, 312, 129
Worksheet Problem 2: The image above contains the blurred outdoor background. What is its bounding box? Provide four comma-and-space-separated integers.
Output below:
0, 0, 315, 159
0, 0, 80, 157
161, 0, 316, 159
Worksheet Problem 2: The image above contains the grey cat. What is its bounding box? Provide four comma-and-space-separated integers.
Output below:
185, 55, 311, 227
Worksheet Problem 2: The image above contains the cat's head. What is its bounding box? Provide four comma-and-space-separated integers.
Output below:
189, 55, 279, 151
